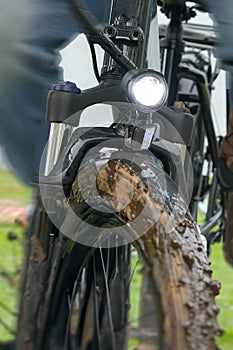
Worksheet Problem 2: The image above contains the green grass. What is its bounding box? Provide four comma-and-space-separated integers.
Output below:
0, 169, 31, 341
0, 168, 31, 204
0, 224, 25, 341
210, 243, 233, 350
0, 168, 233, 348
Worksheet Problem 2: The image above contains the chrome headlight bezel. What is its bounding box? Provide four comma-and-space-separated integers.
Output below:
122, 69, 168, 112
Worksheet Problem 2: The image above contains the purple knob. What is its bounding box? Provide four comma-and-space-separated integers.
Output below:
52, 81, 81, 94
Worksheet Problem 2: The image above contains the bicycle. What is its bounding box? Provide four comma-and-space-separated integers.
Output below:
158, 1, 227, 253
11, 0, 225, 349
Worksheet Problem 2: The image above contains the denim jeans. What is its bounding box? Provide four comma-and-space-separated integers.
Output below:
204, 0, 233, 72
0, 0, 232, 185
204, 0, 233, 105
0, 0, 109, 185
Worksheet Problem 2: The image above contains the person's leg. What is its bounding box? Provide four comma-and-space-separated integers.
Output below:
203, 1, 233, 184
204, 0, 233, 74
219, 103, 233, 188
204, 0, 233, 178
0, 4, 110, 348
204, 0, 233, 265
0, 0, 109, 186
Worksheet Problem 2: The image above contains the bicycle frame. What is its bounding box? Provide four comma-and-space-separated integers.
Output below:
44, 0, 160, 174
40, 0, 224, 245
14, 1, 225, 349
159, 1, 225, 242
42, 0, 197, 204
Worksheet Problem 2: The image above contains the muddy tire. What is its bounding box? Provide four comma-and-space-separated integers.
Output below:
96, 158, 222, 350
143, 197, 222, 350
15, 158, 222, 350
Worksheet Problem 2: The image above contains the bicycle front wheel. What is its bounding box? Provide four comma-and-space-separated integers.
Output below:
15, 157, 222, 350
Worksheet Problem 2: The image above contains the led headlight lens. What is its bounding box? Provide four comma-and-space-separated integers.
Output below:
122, 69, 168, 111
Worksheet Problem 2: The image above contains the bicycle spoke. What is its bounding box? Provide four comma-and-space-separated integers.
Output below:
99, 246, 116, 350
93, 255, 101, 349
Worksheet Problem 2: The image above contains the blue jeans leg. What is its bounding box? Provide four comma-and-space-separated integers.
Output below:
204, 0, 233, 106
0, 0, 109, 185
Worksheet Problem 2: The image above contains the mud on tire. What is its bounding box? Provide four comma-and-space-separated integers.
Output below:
15, 158, 222, 350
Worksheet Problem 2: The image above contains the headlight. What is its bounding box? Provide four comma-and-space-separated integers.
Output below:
122, 69, 168, 111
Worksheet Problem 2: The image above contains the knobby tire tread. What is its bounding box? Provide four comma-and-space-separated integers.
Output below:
15, 159, 222, 350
